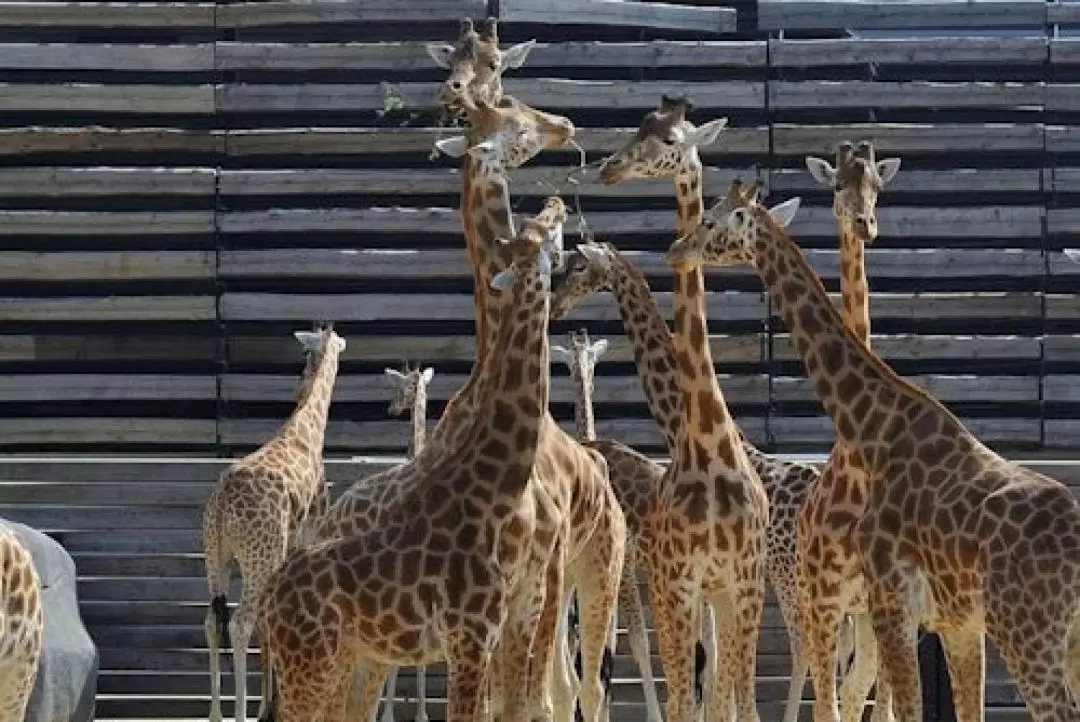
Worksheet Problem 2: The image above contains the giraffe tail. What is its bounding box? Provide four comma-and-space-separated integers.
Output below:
211, 594, 231, 649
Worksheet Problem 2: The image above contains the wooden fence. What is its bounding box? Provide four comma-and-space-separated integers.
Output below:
2, 0, 1080, 720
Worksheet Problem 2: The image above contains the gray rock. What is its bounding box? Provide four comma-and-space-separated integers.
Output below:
0, 518, 98, 722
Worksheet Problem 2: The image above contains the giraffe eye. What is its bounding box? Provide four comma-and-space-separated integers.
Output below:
488, 61, 499, 71
661, 135, 677, 145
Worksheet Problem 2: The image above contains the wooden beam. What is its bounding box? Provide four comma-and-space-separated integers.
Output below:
0, 296, 216, 322
0, 84, 215, 114
0, 418, 215, 446
217, 0, 488, 27
0, 251, 214, 281
0, 127, 223, 155
0, 43, 214, 71
0, 375, 215, 402
770, 81, 1044, 110
0, 167, 216, 197
498, 0, 736, 34
770, 37, 1047, 68
773, 123, 1044, 154
0, 210, 214, 235
0, 2, 214, 28
757, 0, 1046, 31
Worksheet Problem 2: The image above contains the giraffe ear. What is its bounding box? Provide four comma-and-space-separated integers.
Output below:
589, 338, 610, 361
424, 43, 455, 69
501, 39, 536, 70
805, 157, 837, 187
683, 117, 727, 148
384, 367, 407, 385
876, 157, 902, 185
293, 330, 322, 351
421, 367, 435, 384
490, 266, 518, 291
433, 135, 469, 158
768, 197, 802, 228
550, 345, 572, 364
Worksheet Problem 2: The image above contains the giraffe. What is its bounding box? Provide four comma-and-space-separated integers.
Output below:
795, 140, 901, 722
550, 233, 863, 722
257, 197, 580, 722
202, 322, 344, 722
381, 363, 436, 722
671, 180, 1080, 722
0, 525, 42, 722
550, 330, 617, 720
597, 93, 768, 722
425, 16, 534, 114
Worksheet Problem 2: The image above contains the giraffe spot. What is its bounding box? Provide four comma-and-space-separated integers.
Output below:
836, 371, 862, 403
688, 314, 706, 351
796, 304, 823, 336
456, 522, 479, 549
696, 390, 725, 435
395, 629, 421, 650
677, 351, 695, 377
517, 396, 540, 418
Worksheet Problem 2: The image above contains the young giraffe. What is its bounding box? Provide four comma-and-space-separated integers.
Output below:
550, 330, 618, 722
257, 199, 579, 722
672, 181, 1080, 722
550, 234, 858, 722
432, 31, 627, 722
202, 322, 344, 722
381, 363, 436, 722
425, 17, 534, 114
597, 93, 768, 722
796, 141, 901, 722
0, 525, 43, 722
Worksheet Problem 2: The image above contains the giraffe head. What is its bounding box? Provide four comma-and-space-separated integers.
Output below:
292, 322, 347, 403
433, 95, 575, 172
384, 362, 435, 417
426, 17, 536, 113
489, 195, 567, 294
552, 328, 609, 389
666, 180, 802, 269
805, 140, 900, 244
549, 237, 619, 320
598, 94, 727, 185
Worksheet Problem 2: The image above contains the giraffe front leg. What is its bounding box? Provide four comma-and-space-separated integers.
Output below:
646, 561, 698, 722
937, 626, 985, 722
446, 629, 498, 722
380, 667, 400, 722
535, 556, 572, 722
501, 572, 548, 722
575, 553, 623, 722
618, 564, 663, 722
348, 660, 392, 722
838, 613, 881, 722
414, 666, 428, 722
866, 585, 921, 722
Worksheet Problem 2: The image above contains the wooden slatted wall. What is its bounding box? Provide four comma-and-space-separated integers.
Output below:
1, 1, 1079, 721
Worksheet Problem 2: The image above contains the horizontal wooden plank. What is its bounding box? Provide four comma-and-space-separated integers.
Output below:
0, 43, 214, 71
222, 125, 770, 157
1048, 2, 1080, 27
219, 248, 1044, 282
218, 206, 1043, 239
218, 166, 759, 198
0, 84, 214, 114
773, 167, 1040, 194
1044, 335, 1080, 363
775, 375, 1039, 404
0, 210, 213, 235
0, 126, 221, 155
0, 167, 216, 196
0, 482, 218, 506
770, 81, 1044, 110
770, 37, 1048, 67
0, 334, 217, 363
1047, 83, 1080, 113
217, 0, 488, 27
220, 372, 770, 406
0, 296, 216, 321
1045, 208, 1080, 237
774, 123, 1044, 155
499, 0, 735, 34
0, 458, 376, 484
0, 419, 215, 447
0, 374, 215, 402
757, 0, 1046, 30
219, 417, 768, 451
216, 40, 767, 71
217, 79, 765, 113
224, 332, 1040, 366
0, 2, 214, 28
1045, 420, 1080, 449
772, 415, 1041, 447
1049, 38, 1080, 65
0, 251, 214, 281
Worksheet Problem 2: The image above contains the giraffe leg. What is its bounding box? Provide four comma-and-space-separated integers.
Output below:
258, 637, 277, 722
380, 667, 400, 722
867, 674, 894, 722
205, 599, 228, 722
446, 634, 497, 722
501, 565, 550, 722
575, 549, 623, 722
646, 561, 698, 722
837, 613, 880, 722
348, 661, 392, 722
700, 599, 725, 722
776, 585, 808, 722
0, 651, 40, 722
803, 594, 844, 722
865, 583, 921, 722
204, 552, 231, 722
551, 580, 578, 722
414, 665, 428, 722
937, 626, 985, 722
989, 616, 1077, 722
618, 563, 663, 722
229, 603, 257, 722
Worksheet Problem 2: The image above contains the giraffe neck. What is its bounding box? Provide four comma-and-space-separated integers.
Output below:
838, 224, 872, 345
749, 217, 964, 474
408, 384, 428, 459
605, 251, 682, 454
431, 154, 515, 441
571, 370, 596, 442
280, 346, 340, 464
670, 165, 740, 458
